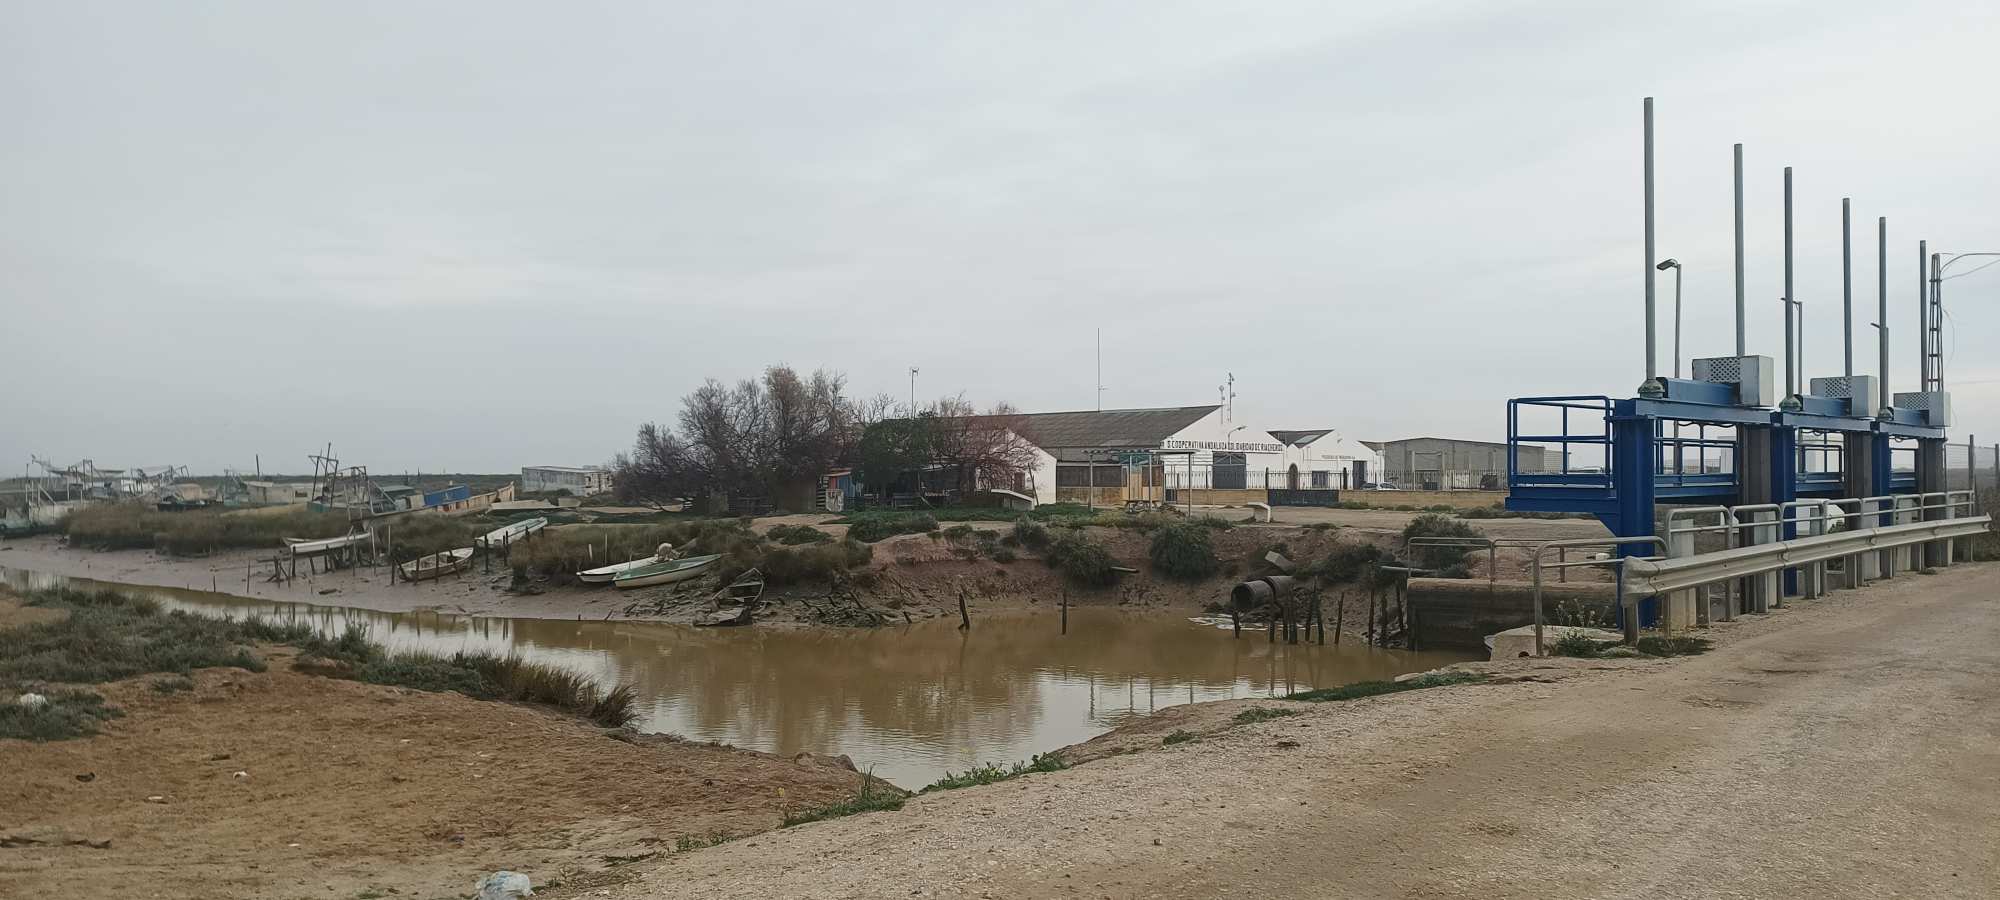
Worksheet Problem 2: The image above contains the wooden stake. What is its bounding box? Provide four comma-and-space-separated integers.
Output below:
1333, 591, 1344, 644
1060, 587, 1068, 635
957, 585, 970, 630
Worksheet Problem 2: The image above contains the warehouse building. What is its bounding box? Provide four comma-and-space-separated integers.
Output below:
1369, 437, 1544, 490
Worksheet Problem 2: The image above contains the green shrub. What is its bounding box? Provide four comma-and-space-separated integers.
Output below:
845, 513, 939, 543
1549, 630, 1605, 658
1162, 729, 1198, 745
1307, 542, 1389, 585
1633, 636, 1711, 657
0, 588, 264, 685
1046, 531, 1116, 587
766, 524, 832, 545
1148, 522, 1220, 581
0, 689, 123, 741
1010, 518, 1052, 550
1401, 513, 1483, 572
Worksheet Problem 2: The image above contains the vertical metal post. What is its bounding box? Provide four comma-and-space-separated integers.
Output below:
1643, 98, 1658, 387
1933, 255, 1946, 391
1842, 198, 1853, 378
1918, 241, 1929, 389
1734, 143, 1746, 356
1783, 167, 1795, 396
1878, 217, 1890, 414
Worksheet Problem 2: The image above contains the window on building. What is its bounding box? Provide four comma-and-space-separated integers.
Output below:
1310, 470, 1329, 488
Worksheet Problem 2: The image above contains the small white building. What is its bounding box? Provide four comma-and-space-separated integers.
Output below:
1270, 429, 1384, 491
521, 465, 611, 496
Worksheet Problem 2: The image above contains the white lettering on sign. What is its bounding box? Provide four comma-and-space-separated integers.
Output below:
1160, 439, 1284, 453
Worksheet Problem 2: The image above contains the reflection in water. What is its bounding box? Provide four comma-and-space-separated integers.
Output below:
3, 566, 1471, 787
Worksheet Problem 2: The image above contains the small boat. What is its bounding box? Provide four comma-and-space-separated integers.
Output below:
399, 547, 475, 581
696, 569, 767, 627
479, 517, 547, 551
578, 555, 665, 584
612, 553, 722, 589
282, 532, 371, 558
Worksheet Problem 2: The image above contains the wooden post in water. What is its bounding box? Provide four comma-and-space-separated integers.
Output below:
1333, 590, 1344, 644
1268, 602, 1277, 643
1060, 587, 1068, 635
1229, 603, 1240, 638
957, 585, 971, 630
1366, 587, 1376, 646
1315, 591, 1326, 644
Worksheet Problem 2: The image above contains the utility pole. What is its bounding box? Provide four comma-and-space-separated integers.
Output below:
1878, 216, 1889, 415
1783, 167, 1795, 397
1641, 97, 1659, 395
908, 366, 918, 415
1733, 143, 1745, 356
1842, 198, 1853, 378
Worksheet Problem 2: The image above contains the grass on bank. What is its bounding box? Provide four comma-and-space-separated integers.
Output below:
0, 587, 639, 740
1549, 634, 1712, 659
1231, 706, 1301, 725
64, 503, 352, 556
1286, 670, 1488, 703
922, 752, 1068, 792
779, 777, 904, 827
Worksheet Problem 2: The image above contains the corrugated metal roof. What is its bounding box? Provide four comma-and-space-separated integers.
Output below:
975, 405, 1220, 449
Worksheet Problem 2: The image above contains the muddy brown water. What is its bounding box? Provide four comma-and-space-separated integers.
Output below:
3, 566, 1472, 788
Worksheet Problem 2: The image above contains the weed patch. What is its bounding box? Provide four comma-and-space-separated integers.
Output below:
781, 780, 904, 827
0, 689, 123, 741
1046, 530, 1117, 587
1162, 729, 1198, 745
1231, 706, 1301, 725
1287, 670, 1486, 702
922, 753, 1067, 792
1148, 522, 1220, 581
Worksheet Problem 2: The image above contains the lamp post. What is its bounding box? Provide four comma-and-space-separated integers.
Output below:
1656, 259, 1683, 377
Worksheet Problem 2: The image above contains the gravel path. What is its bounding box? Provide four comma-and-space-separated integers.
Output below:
581, 563, 2000, 900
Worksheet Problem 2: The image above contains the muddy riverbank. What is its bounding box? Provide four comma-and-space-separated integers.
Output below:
0, 585, 887, 900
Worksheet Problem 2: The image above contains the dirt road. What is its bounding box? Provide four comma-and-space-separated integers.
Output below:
588, 563, 2000, 900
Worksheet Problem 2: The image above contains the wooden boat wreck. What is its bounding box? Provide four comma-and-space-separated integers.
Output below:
399, 547, 474, 581
696, 569, 767, 627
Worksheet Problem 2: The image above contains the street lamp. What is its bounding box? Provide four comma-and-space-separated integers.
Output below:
1929, 251, 2000, 392
1656, 259, 1682, 378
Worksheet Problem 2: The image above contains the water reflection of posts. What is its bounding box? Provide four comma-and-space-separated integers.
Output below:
1060, 587, 1068, 635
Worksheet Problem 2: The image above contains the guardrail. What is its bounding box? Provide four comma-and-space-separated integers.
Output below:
1525, 492, 1989, 656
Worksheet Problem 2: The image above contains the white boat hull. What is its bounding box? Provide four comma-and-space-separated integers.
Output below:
400, 547, 475, 581
577, 556, 660, 584
613, 554, 721, 589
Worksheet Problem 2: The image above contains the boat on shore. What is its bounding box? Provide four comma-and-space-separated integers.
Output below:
578, 555, 664, 584
399, 547, 475, 581
478, 517, 547, 551
612, 553, 722, 589
696, 569, 766, 627
281, 532, 371, 558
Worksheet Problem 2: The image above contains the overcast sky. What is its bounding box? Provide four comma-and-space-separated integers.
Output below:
4, 0, 1995, 476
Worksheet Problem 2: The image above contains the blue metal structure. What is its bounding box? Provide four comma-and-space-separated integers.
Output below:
1507, 381, 1945, 542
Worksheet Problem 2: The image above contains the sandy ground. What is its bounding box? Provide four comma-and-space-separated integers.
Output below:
575, 562, 2000, 900
0, 644, 884, 900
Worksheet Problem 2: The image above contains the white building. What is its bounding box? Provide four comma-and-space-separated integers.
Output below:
521, 465, 611, 496
1271, 429, 1385, 491
966, 405, 1290, 506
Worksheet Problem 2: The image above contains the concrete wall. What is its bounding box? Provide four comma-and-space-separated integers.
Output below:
1165, 488, 1269, 507
1054, 486, 1126, 506
1407, 578, 1616, 652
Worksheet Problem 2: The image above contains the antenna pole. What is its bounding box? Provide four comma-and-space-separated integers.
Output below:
1734, 143, 1745, 356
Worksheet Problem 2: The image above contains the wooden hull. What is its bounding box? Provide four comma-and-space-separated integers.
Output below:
400, 548, 475, 581
612, 554, 721, 589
